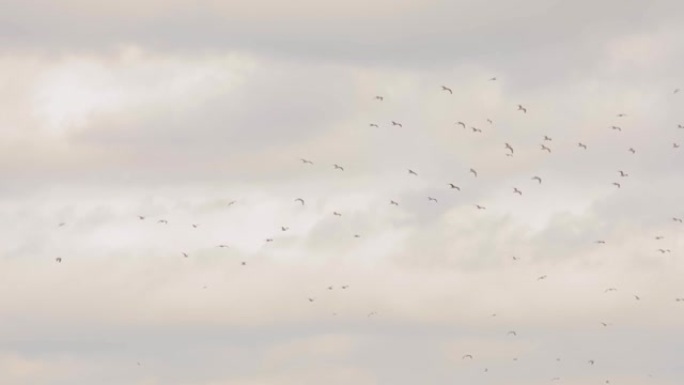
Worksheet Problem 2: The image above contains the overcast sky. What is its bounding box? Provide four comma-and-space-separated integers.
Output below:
1, 1, 684, 384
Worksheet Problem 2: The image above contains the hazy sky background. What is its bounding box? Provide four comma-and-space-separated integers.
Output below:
1, 1, 683, 384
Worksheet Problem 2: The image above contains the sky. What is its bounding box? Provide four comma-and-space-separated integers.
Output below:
1, 1, 684, 384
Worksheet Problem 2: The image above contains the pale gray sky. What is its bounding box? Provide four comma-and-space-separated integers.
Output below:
0, 1, 683, 384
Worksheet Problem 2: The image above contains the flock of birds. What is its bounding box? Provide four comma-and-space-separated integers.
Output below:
45, 78, 684, 383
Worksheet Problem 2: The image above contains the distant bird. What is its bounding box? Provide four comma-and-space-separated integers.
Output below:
489, 77, 497, 81
448, 183, 461, 190
471, 127, 482, 133
678, 124, 683, 129
674, 143, 680, 149
354, 234, 361, 238
634, 295, 641, 300
657, 248, 670, 254
508, 331, 517, 336
541, 144, 551, 153
58, 222, 65, 227
428, 197, 438, 203
391, 121, 403, 127
341, 285, 349, 289
217, 244, 229, 248
367, 311, 377, 317
138, 216, 145, 220
328, 286, 333, 290
390, 200, 399, 206
675, 88, 680, 94
281, 226, 289, 231
628, 147, 636, 154
241, 261, 246, 266
517, 104, 527, 113
333, 211, 342, 216
182, 253, 188, 258
470, 168, 478, 177
334, 164, 344, 171
55, 257, 62, 263
655, 236, 664, 240
601, 322, 610, 327
308, 298, 315, 302
617, 113, 627, 117
192, 224, 199, 228
375, 96, 384, 101
300, 158, 314, 165
532, 176, 542, 184
157, 219, 168, 224
462, 354, 473, 360
487, 119, 493, 124
475, 205, 486, 210
618, 170, 628, 177
512, 256, 519, 261
456, 121, 466, 128
612, 182, 621, 188
408, 169, 418, 176
513, 188, 522, 195
505, 143, 514, 154
588, 360, 595, 365
605, 287, 617, 293
227, 200, 236, 206
544, 135, 552, 141
611, 126, 622, 131
265, 238, 274, 243
295, 198, 305, 205
578, 142, 588, 149
673, 217, 683, 223
537, 275, 547, 280
596, 240, 606, 244
441, 85, 453, 94
369, 123, 379, 127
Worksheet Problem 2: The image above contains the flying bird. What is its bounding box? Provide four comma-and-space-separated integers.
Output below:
612, 182, 621, 188
543, 135, 552, 141
634, 295, 641, 300
138, 216, 145, 220
673, 217, 683, 223
588, 360, 595, 365
456, 121, 466, 128
605, 287, 617, 293
217, 244, 229, 248
182, 253, 188, 258
674, 143, 680, 149
462, 354, 473, 360
391, 121, 403, 127
508, 331, 517, 336
470, 168, 478, 177
334, 164, 344, 171
618, 170, 628, 177
428, 197, 438, 203
487, 118, 493, 124
408, 169, 418, 176
390, 200, 399, 206
541, 144, 551, 153
617, 113, 627, 117
675, 88, 680, 94
157, 219, 168, 224
55, 257, 62, 263
333, 211, 342, 216
281, 226, 289, 231
513, 188, 522, 195
489, 77, 497, 81
58, 222, 65, 227
300, 158, 314, 165
475, 204, 486, 210
655, 236, 664, 240
369, 123, 379, 127
628, 147, 636, 154
517, 104, 527, 113
265, 238, 274, 243
596, 240, 606, 244
611, 126, 622, 131
532, 176, 542, 184
375, 96, 384, 101
308, 298, 315, 302
505, 143, 514, 154
537, 275, 548, 280
578, 142, 588, 149
441, 85, 453, 94
192, 224, 199, 228
448, 183, 461, 190
471, 127, 482, 133
295, 198, 305, 205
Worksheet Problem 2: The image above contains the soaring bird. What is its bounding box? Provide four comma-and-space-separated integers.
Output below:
601, 322, 610, 327
673, 217, 683, 223
471, 127, 482, 133
265, 238, 274, 243
281, 226, 289, 231
588, 360, 595, 365
618, 170, 628, 177
512, 256, 519, 261
628, 147, 636, 154
508, 331, 517, 336
537, 275, 548, 280
678, 124, 684, 129
611, 126, 622, 131
192, 224, 199, 228
462, 354, 473, 360
470, 168, 478, 177
308, 298, 315, 302
369, 123, 379, 127
217, 244, 230, 248
655, 235, 664, 240
391, 121, 403, 127
241, 261, 246, 266
375, 96, 384, 101
441, 85, 453, 94
55, 257, 62, 263
456, 121, 466, 128
182, 253, 189, 258
138, 216, 145, 220
408, 169, 418, 176
617, 113, 627, 117
390, 200, 399, 206
475, 204, 486, 210
596, 240, 606, 244
634, 295, 641, 300
612, 182, 621, 188
300, 158, 314, 165
517, 104, 527, 113
334, 164, 344, 171
543, 135, 552, 141
675, 88, 681, 94
448, 183, 461, 190
354, 234, 361, 238
428, 197, 438, 203
541, 144, 551, 153
489, 77, 497, 81
605, 287, 617, 293
578, 142, 588, 149
513, 188, 522, 195
227, 200, 236, 207
295, 198, 305, 205
157, 219, 168, 224
505, 143, 514, 154
674, 143, 680, 149
532, 176, 542, 184
487, 118, 493, 124
333, 211, 342, 216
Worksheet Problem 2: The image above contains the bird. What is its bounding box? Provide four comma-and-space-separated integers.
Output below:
678, 124, 683, 129
55, 257, 62, 263
408, 169, 418, 176
295, 198, 305, 205
265, 238, 274, 243
475, 205, 486, 210
505, 143, 514, 154
617, 113, 627, 117
601, 322, 610, 327
634, 295, 641, 300
367, 311, 377, 317
471, 127, 482, 133
462, 354, 473, 360
512, 256, 519, 261
369, 123, 379, 128
448, 183, 461, 190
517, 104, 527, 113
578, 142, 588, 149
628, 147, 636, 154
333, 211, 342, 216
441, 85, 453, 94
300, 158, 314, 165
674, 143, 680, 149
470, 168, 478, 177
537, 275, 548, 280
428, 197, 438, 203
611, 126, 622, 131
227, 200, 236, 207
618, 170, 628, 177
489, 77, 497, 81
605, 287, 617, 293
596, 240, 606, 244
391, 121, 403, 127
657, 248, 669, 254
508, 330, 517, 336
281, 226, 289, 231
675, 88, 680, 94
390, 200, 399, 206
487, 119, 493, 124
241, 261, 246, 266
456, 121, 466, 128
334, 164, 344, 171
588, 360, 595, 365
375, 96, 384, 101
328, 286, 333, 290
138, 216, 145, 220
217, 244, 229, 248
58, 222, 65, 227
182, 253, 189, 258
308, 298, 315, 302
513, 188, 522, 195
532, 176, 542, 184
341, 285, 349, 289
543, 135, 552, 141
612, 182, 621, 188
157, 219, 168, 224
655, 236, 664, 240
192, 224, 199, 228
673, 217, 683, 223
354, 234, 361, 238
541, 144, 551, 153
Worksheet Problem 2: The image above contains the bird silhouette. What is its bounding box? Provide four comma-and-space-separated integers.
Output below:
441, 85, 453, 94
333, 211, 342, 216
300, 158, 314, 165
618, 170, 628, 177
544, 135, 552, 141
138, 216, 145, 220
375, 96, 384, 101
448, 183, 461, 190
281, 226, 289, 231
408, 169, 418, 176
456, 121, 466, 128
541, 144, 552, 153
182, 253, 188, 258
611, 126, 622, 131
369, 123, 379, 128
513, 188, 522, 195
532, 176, 542, 184
475, 204, 486, 210
470, 168, 478, 177
612, 182, 621, 188
55, 257, 62, 263
628, 147, 636, 154
505, 143, 514, 154
390, 200, 399, 206
295, 198, 305, 205
428, 197, 438, 203
391, 121, 403, 127
462, 354, 473, 360
334, 164, 344, 171
517, 104, 527, 113
578, 142, 588, 149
